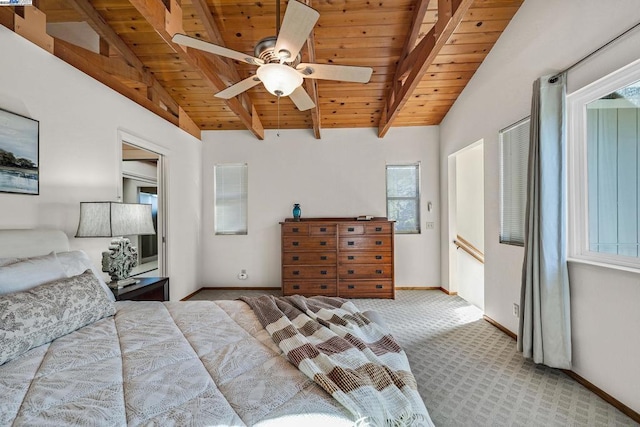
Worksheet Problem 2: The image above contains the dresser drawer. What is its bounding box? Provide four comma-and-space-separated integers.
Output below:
339, 224, 364, 235
339, 252, 391, 264
283, 236, 336, 251
283, 265, 337, 279
310, 224, 336, 235
365, 223, 393, 234
283, 252, 336, 265
339, 236, 392, 251
339, 264, 392, 279
283, 280, 336, 296
282, 223, 309, 235
339, 280, 394, 298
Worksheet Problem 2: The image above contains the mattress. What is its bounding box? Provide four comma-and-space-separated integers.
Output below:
0, 300, 353, 426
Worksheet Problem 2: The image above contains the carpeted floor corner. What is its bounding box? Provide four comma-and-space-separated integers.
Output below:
190, 289, 638, 427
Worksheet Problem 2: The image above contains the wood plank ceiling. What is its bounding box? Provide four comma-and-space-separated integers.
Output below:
2, 0, 523, 139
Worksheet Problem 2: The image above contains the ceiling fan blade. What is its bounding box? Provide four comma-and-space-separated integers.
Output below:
297, 63, 373, 83
274, 1, 319, 62
172, 33, 264, 65
289, 86, 315, 111
215, 76, 262, 99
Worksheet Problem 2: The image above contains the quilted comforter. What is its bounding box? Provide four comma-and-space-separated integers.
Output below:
0, 300, 354, 426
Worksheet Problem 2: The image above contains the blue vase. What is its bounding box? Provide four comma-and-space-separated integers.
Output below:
293, 203, 301, 221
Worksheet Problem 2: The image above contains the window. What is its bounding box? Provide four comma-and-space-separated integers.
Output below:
499, 118, 530, 246
568, 60, 640, 269
386, 163, 420, 234
214, 163, 248, 235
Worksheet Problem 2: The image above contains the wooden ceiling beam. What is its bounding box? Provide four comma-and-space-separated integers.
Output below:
66, 0, 180, 119
128, 0, 265, 139
378, 0, 473, 138
53, 37, 179, 126
188, 0, 253, 113
395, 0, 431, 81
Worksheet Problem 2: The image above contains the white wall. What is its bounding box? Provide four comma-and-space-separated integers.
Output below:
439, 0, 640, 413
0, 26, 202, 300
201, 127, 440, 288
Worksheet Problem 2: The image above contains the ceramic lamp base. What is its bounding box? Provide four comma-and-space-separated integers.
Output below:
102, 237, 139, 283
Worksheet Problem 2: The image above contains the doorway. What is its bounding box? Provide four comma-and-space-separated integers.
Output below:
448, 141, 485, 310
121, 141, 166, 277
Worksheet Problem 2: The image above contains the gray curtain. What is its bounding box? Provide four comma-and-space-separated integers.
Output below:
517, 73, 572, 369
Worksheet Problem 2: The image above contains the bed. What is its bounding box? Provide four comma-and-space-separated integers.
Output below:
0, 229, 433, 426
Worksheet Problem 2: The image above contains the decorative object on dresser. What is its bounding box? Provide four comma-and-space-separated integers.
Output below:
75, 201, 156, 287
280, 217, 395, 298
292, 203, 301, 220
110, 277, 169, 301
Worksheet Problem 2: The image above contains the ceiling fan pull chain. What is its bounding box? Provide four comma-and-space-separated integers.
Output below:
277, 94, 281, 137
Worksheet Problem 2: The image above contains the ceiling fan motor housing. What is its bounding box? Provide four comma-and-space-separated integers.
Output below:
254, 36, 301, 67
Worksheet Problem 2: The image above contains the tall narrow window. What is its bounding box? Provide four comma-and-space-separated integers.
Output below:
386, 163, 420, 234
214, 163, 248, 235
499, 118, 530, 246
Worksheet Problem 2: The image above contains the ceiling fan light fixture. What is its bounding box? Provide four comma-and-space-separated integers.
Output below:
257, 63, 303, 97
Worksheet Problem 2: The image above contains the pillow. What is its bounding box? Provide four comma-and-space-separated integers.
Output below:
57, 250, 115, 302
0, 252, 66, 295
0, 269, 116, 366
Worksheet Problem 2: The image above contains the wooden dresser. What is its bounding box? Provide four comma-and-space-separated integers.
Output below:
280, 218, 395, 298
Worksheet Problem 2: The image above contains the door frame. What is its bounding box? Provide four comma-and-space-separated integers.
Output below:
117, 129, 169, 277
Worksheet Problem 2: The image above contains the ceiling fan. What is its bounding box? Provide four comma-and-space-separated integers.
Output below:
171, 0, 373, 111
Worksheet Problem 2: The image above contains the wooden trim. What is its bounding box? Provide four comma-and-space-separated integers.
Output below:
562, 370, 640, 424
181, 286, 281, 301
484, 315, 640, 424
483, 315, 517, 340
179, 288, 202, 301
396, 286, 441, 291
454, 234, 485, 264
178, 107, 201, 139
302, 0, 321, 139
439, 287, 458, 296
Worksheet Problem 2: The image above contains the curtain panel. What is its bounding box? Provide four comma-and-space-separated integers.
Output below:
518, 73, 572, 369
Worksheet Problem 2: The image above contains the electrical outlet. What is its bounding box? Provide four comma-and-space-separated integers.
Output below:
512, 303, 519, 317
238, 269, 248, 280
425, 222, 435, 230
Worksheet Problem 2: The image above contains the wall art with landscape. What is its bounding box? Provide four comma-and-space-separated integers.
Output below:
0, 108, 38, 195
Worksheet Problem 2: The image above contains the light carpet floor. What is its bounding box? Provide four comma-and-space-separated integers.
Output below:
189, 289, 638, 427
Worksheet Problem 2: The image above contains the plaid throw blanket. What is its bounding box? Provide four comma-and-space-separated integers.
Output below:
240, 295, 433, 427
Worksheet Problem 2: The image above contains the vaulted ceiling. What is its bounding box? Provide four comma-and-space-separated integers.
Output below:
1, 0, 523, 139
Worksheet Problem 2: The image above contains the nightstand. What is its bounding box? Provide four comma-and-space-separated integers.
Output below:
110, 277, 169, 301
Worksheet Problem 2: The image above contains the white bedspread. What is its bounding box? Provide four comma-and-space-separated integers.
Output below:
0, 300, 353, 426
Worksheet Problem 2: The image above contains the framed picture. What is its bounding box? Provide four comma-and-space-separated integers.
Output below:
0, 108, 39, 195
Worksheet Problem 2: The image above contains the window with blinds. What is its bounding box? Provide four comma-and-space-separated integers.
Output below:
386, 163, 421, 234
499, 118, 530, 246
214, 163, 248, 235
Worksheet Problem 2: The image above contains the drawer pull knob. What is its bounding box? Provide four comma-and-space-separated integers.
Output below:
376, 227, 382, 232
320, 285, 328, 289
375, 255, 382, 260
320, 256, 327, 260
292, 241, 299, 246
375, 241, 382, 245
348, 270, 354, 274
376, 284, 383, 289
293, 228, 299, 232
348, 285, 355, 289
376, 269, 383, 274
293, 285, 300, 290
320, 227, 327, 232
320, 241, 327, 246
293, 271, 300, 275
320, 270, 327, 275
348, 241, 355, 246
348, 227, 355, 232
348, 256, 355, 260
292, 256, 299, 261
